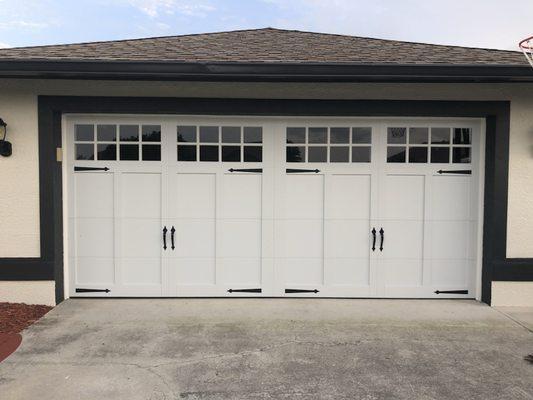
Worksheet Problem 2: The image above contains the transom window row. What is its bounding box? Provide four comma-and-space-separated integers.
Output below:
286, 127, 372, 163
386, 127, 472, 164
177, 126, 263, 162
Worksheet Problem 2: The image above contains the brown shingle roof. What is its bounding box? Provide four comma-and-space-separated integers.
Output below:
0, 28, 527, 66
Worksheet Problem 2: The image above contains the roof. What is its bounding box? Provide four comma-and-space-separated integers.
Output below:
0, 28, 526, 65
0, 28, 531, 82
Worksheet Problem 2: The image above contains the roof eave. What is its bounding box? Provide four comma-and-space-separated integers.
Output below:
0, 60, 531, 83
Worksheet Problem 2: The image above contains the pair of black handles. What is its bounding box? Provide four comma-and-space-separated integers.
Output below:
162, 226, 176, 250
371, 228, 385, 252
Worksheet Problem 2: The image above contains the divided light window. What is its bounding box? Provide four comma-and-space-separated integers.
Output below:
286, 127, 372, 163
75, 124, 162, 161
177, 126, 263, 162
386, 127, 472, 164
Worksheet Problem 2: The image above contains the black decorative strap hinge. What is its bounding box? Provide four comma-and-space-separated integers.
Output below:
434, 289, 468, 295
285, 288, 320, 294
286, 168, 320, 174
437, 170, 471, 175
74, 166, 110, 172
76, 288, 111, 293
228, 168, 263, 173
227, 288, 262, 293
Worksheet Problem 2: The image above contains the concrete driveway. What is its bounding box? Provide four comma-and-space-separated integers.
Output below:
0, 299, 532, 400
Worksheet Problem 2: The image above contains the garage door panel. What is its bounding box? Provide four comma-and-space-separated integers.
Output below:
283, 259, 323, 286
382, 259, 423, 287
219, 258, 262, 286
221, 174, 262, 219
431, 176, 471, 220
172, 173, 216, 218
121, 219, 161, 258
282, 220, 323, 258
76, 218, 114, 257
380, 221, 423, 260
121, 173, 161, 218
324, 258, 370, 286
217, 220, 261, 258
380, 175, 425, 220
324, 220, 370, 258
430, 221, 470, 260
285, 175, 324, 218
431, 259, 469, 287
327, 174, 371, 219
75, 173, 114, 218
175, 258, 216, 285
174, 220, 215, 257
121, 258, 161, 285
76, 257, 115, 285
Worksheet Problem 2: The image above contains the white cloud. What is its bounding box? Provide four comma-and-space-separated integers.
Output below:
0, 42, 10, 48
127, 0, 215, 18
0, 20, 49, 29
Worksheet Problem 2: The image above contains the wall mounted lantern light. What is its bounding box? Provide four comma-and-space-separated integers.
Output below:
0, 118, 12, 157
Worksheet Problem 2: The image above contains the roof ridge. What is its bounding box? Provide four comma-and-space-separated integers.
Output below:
0, 27, 522, 54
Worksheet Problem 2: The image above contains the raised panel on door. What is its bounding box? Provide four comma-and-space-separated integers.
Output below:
118, 172, 163, 295
73, 172, 115, 288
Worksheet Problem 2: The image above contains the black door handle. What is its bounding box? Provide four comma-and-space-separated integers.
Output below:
379, 228, 384, 252
170, 226, 175, 250
162, 226, 167, 250
371, 228, 376, 251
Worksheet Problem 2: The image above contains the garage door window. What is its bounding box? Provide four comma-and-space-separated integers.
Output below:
178, 126, 263, 162
286, 127, 371, 163
387, 127, 471, 164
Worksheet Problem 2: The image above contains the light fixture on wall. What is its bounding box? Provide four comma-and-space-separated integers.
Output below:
0, 118, 12, 157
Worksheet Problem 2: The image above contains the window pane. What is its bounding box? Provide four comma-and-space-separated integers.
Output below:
75, 124, 94, 141
387, 127, 407, 144
244, 146, 262, 162
330, 146, 349, 162
287, 127, 305, 144
409, 147, 428, 163
431, 147, 450, 163
308, 127, 327, 144
222, 145, 240, 161
409, 128, 429, 144
97, 125, 116, 142
200, 145, 219, 161
177, 126, 197, 143
142, 145, 161, 161
97, 144, 116, 160
330, 127, 350, 143
76, 144, 94, 160
120, 125, 139, 142
453, 147, 471, 163
120, 144, 139, 160
142, 125, 161, 142
244, 127, 262, 143
352, 127, 372, 144
352, 146, 371, 162
287, 146, 305, 162
222, 127, 241, 143
308, 146, 327, 162
431, 128, 450, 144
178, 145, 196, 161
387, 146, 406, 163
453, 128, 471, 144
200, 126, 219, 143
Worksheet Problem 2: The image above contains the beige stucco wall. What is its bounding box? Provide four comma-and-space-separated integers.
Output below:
0, 79, 532, 305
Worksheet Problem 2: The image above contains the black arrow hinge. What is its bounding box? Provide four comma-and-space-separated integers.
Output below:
74, 166, 110, 172
228, 168, 263, 173
227, 288, 262, 293
76, 288, 111, 293
437, 170, 471, 175
434, 289, 468, 295
286, 168, 320, 174
285, 288, 320, 294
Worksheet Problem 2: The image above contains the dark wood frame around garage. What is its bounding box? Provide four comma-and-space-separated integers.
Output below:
0, 96, 530, 305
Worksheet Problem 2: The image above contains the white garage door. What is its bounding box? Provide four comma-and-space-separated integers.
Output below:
66, 116, 482, 298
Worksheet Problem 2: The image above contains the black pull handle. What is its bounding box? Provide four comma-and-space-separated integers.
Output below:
162, 226, 167, 250
170, 226, 175, 250
371, 228, 376, 251
379, 228, 384, 252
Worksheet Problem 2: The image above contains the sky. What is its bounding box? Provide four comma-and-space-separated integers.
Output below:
0, 0, 531, 51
